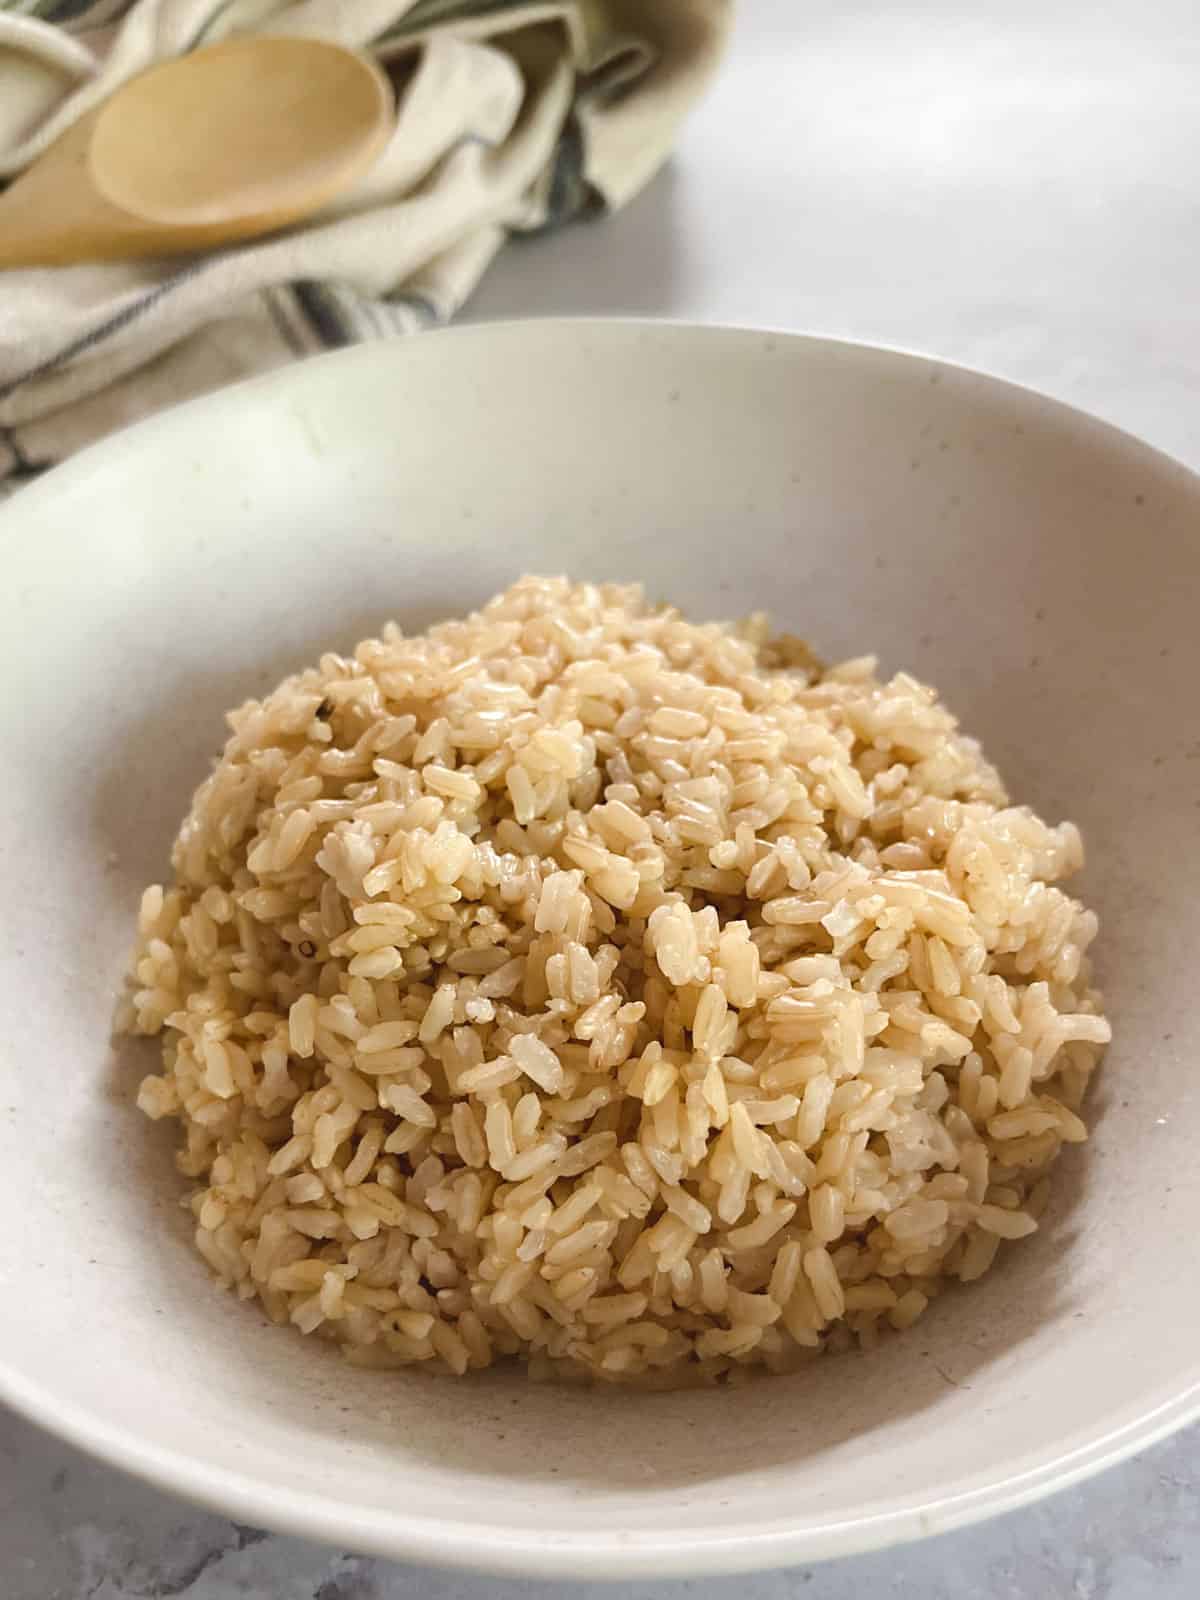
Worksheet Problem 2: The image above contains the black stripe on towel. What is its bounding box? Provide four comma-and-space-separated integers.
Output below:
293, 282, 354, 350
0, 261, 210, 406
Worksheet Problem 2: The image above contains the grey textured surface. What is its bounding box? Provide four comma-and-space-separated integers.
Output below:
5, 0, 1200, 1594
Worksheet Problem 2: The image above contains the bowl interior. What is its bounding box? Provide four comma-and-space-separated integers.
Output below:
2, 323, 1199, 1576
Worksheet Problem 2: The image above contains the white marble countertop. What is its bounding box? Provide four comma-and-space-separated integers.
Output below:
6, 2, 1200, 1595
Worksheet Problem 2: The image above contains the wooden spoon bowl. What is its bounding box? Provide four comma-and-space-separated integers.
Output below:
0, 34, 393, 268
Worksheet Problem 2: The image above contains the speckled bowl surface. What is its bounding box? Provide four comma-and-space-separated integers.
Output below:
1, 322, 1197, 1577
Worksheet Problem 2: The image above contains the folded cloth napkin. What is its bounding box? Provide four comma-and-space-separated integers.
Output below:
0, 0, 730, 486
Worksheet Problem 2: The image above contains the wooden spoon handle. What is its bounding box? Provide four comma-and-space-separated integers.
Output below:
0, 116, 142, 269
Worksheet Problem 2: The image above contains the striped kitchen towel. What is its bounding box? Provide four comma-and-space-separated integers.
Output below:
0, 0, 731, 486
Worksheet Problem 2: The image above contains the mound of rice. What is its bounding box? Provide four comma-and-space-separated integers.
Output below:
124, 576, 1109, 1383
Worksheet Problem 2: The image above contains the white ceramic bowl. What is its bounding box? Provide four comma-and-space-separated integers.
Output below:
3, 322, 1199, 1579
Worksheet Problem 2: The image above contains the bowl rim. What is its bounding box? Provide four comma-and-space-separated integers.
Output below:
3, 317, 1199, 1577
8, 313, 1199, 524
5, 1355, 1200, 1577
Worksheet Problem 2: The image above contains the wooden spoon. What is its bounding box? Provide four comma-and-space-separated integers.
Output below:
0, 35, 393, 269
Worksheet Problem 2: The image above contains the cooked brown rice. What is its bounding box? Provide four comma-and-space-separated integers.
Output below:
124, 576, 1109, 1383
